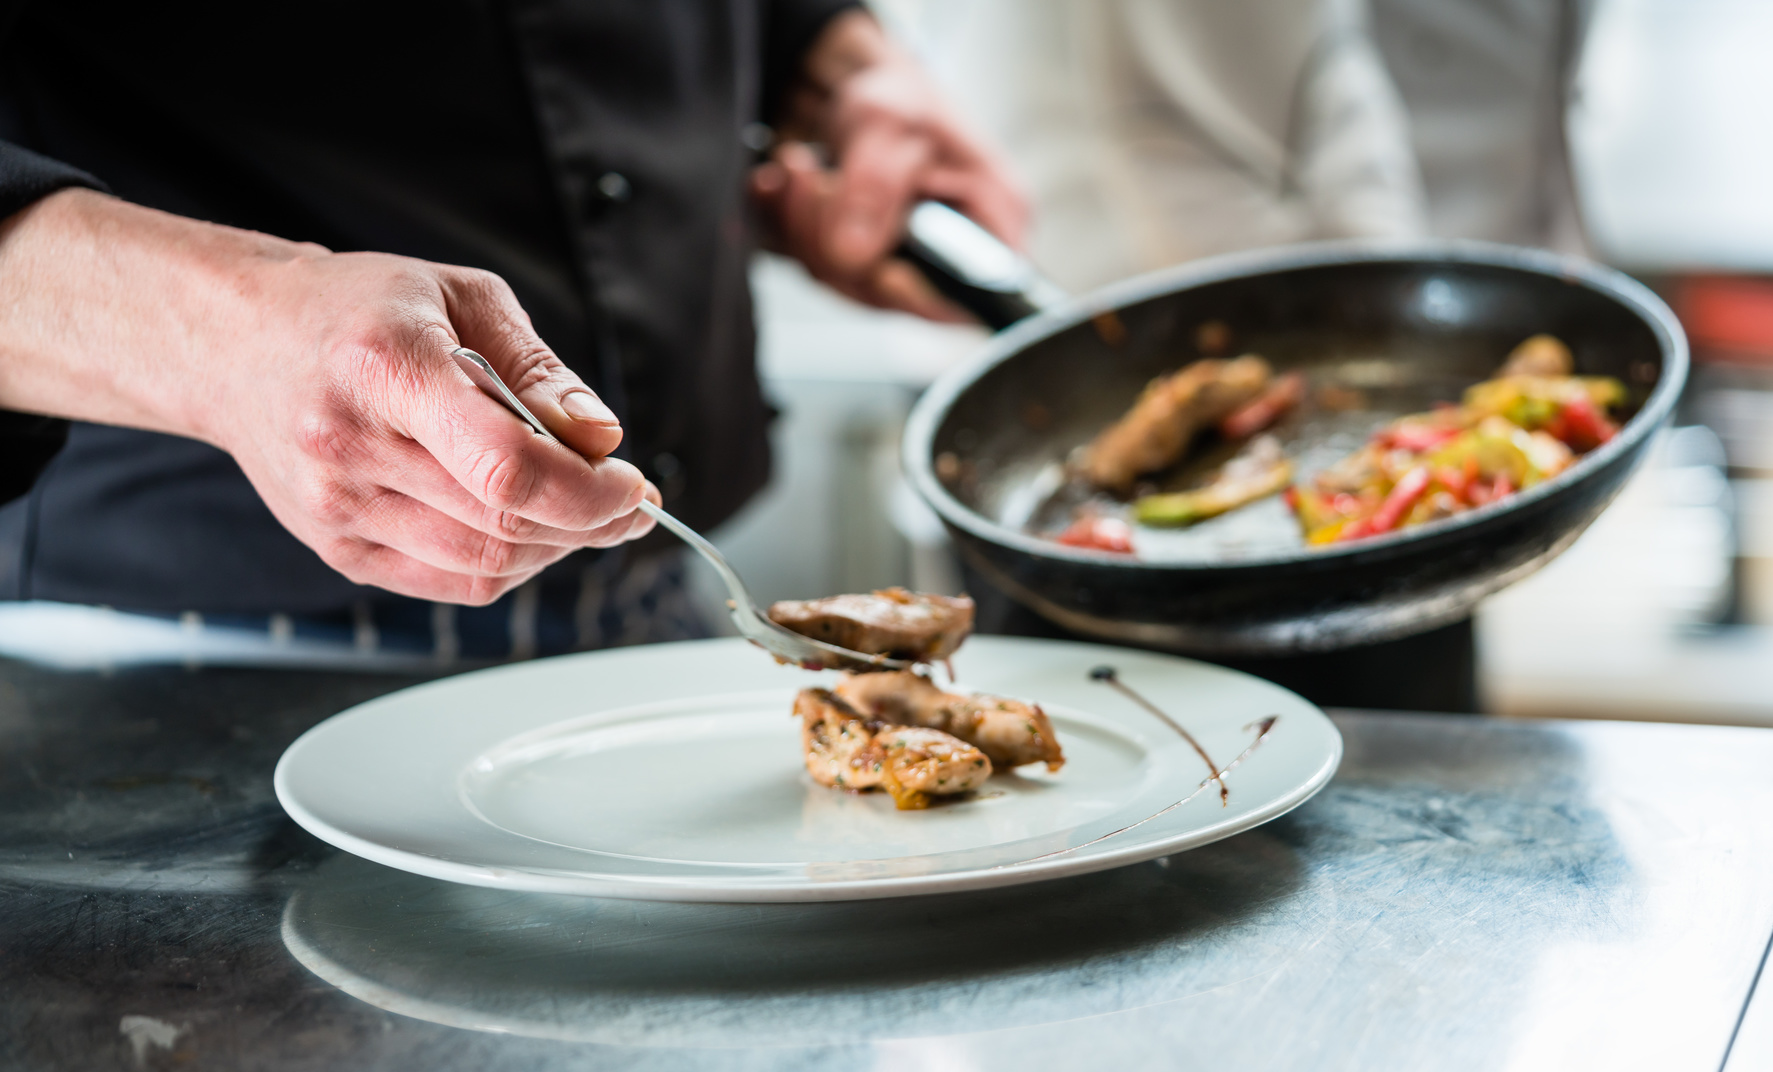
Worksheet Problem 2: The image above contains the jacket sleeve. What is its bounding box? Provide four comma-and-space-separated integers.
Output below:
0, 139, 104, 221
760, 0, 861, 123
0, 142, 105, 508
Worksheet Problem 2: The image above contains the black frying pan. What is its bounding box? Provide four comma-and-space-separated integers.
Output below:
897, 213, 1687, 656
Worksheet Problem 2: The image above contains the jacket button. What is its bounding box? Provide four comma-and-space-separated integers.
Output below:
595, 172, 631, 203
741, 122, 774, 152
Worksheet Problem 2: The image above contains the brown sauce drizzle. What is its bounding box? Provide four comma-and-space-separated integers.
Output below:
1009, 670, 1279, 866
1091, 665, 1228, 804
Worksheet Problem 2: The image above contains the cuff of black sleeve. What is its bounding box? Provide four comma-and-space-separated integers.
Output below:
0, 141, 107, 221
0, 142, 96, 508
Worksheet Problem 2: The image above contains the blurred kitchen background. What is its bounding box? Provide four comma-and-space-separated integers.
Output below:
696, 0, 1773, 726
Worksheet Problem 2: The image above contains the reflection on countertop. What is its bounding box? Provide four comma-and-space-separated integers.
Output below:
2, 644, 1771, 1070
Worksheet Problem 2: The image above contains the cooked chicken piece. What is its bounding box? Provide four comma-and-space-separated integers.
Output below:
835, 670, 1065, 772
795, 688, 990, 809
796, 688, 883, 791
1499, 334, 1574, 378
768, 588, 974, 662
873, 725, 992, 810
1082, 355, 1271, 492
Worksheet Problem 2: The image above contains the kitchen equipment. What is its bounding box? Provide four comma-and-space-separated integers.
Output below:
273, 635, 1341, 902
451, 347, 909, 673
897, 218, 1687, 654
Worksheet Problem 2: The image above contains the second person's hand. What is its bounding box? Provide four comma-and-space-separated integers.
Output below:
750, 9, 1028, 322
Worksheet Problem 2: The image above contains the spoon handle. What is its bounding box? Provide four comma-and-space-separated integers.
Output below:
450, 347, 761, 629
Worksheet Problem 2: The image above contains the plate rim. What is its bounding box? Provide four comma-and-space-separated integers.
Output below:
274, 637, 1343, 902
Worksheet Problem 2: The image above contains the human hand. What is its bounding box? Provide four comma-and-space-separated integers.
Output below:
0, 189, 656, 604
749, 10, 1027, 322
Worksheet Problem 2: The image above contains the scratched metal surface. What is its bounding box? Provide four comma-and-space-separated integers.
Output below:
2, 657, 1772, 1072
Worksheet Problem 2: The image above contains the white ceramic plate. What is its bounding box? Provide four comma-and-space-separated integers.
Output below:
275, 636, 1341, 902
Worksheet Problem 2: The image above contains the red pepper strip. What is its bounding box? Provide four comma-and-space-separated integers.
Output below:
1547, 396, 1617, 451
1364, 466, 1432, 535
1492, 472, 1514, 498
1219, 372, 1306, 440
1433, 465, 1471, 502
1056, 516, 1135, 554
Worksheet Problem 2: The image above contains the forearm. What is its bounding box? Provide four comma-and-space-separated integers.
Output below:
0, 187, 656, 603
0, 188, 309, 444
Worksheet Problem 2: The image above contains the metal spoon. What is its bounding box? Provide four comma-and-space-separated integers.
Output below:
450, 347, 911, 672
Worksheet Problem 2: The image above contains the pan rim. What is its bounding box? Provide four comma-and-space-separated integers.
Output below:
902, 237, 1689, 574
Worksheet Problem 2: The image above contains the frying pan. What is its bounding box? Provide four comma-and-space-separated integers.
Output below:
897, 208, 1687, 655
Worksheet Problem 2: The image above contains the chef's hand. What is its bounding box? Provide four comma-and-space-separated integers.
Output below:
750, 9, 1027, 322
0, 189, 656, 605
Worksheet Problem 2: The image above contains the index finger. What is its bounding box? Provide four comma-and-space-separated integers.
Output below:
442, 267, 625, 462
391, 335, 649, 534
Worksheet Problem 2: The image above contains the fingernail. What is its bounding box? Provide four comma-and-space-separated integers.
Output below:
562, 390, 618, 425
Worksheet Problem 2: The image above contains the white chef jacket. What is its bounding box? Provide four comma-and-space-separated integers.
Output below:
890, 0, 1428, 292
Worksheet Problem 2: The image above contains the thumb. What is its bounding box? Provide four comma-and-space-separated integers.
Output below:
441, 267, 624, 461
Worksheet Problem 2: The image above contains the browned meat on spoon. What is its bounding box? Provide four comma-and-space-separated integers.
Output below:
768, 588, 974, 664
835, 670, 1065, 772
1082, 354, 1271, 492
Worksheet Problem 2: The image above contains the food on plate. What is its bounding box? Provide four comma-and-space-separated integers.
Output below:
768, 588, 975, 663
1081, 355, 1272, 491
1133, 434, 1292, 527
798, 688, 884, 791
780, 596, 1064, 810
1285, 335, 1624, 544
873, 726, 994, 810
796, 687, 992, 810
835, 669, 1066, 772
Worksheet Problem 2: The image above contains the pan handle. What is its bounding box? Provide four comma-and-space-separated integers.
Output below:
898, 202, 1067, 331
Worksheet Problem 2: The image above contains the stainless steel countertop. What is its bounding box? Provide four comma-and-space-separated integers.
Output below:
2, 657, 1771, 1071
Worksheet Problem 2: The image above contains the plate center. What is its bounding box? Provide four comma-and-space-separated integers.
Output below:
459, 691, 1155, 865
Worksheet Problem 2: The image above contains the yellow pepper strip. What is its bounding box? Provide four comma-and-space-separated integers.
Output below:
1134, 458, 1293, 527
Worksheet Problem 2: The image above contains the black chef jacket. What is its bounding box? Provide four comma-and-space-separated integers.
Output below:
0, 0, 852, 614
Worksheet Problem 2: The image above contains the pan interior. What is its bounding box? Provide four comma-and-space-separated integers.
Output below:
930, 259, 1666, 566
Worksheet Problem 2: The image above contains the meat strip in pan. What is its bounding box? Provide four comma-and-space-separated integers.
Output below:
1082, 354, 1271, 492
